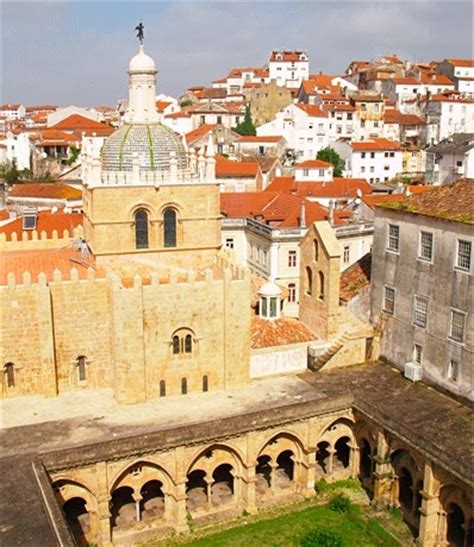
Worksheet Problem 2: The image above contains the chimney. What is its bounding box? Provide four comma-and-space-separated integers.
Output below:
328, 199, 335, 226
299, 200, 306, 228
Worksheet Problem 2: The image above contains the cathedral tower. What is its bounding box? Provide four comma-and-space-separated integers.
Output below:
81, 45, 220, 270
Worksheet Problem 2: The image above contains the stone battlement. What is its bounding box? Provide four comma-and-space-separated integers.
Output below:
0, 226, 83, 251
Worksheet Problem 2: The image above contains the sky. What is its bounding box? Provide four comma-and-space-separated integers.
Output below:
2, 1, 473, 107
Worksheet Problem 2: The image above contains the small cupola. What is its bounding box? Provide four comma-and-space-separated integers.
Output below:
258, 280, 281, 320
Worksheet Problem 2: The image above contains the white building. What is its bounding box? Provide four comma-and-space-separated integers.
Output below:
294, 159, 333, 182
257, 103, 329, 160
0, 132, 31, 170
213, 67, 270, 95
334, 138, 403, 184
0, 104, 26, 121
422, 92, 474, 144
326, 104, 357, 141
268, 50, 309, 89
47, 105, 99, 127
437, 58, 474, 97
425, 133, 474, 185
162, 111, 194, 134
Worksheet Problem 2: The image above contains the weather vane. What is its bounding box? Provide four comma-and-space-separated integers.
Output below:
135, 21, 144, 44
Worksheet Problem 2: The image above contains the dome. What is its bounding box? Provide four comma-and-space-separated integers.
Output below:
101, 124, 188, 172
129, 45, 156, 72
259, 281, 282, 297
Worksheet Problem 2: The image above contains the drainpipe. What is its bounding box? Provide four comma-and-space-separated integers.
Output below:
299, 200, 306, 228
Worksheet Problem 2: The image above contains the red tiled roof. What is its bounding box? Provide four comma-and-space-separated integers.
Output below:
251, 315, 317, 349
362, 194, 406, 211
0, 104, 22, 111
185, 124, 218, 144
266, 176, 372, 200
0, 211, 83, 239
165, 111, 192, 119
294, 159, 333, 169
391, 77, 421, 85
50, 114, 114, 136
269, 51, 308, 62
352, 138, 402, 151
295, 103, 328, 118
155, 100, 173, 112
420, 73, 453, 86
378, 179, 474, 224
1, 247, 101, 286
447, 58, 474, 68
325, 104, 356, 112
238, 135, 282, 143
9, 183, 82, 201
340, 252, 372, 303
406, 185, 432, 194
216, 155, 260, 178
384, 110, 426, 126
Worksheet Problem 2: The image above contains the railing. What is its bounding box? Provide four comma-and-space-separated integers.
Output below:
334, 222, 375, 236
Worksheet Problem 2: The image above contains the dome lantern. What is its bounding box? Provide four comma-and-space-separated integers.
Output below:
258, 280, 281, 320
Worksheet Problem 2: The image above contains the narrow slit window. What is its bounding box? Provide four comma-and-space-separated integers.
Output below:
172, 335, 180, 354
4, 362, 15, 388
159, 380, 166, 397
135, 209, 149, 249
181, 377, 187, 395
202, 375, 209, 392
185, 334, 192, 354
164, 208, 177, 248
77, 356, 87, 382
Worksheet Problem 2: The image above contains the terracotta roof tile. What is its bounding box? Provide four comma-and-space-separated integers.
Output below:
266, 177, 372, 200
185, 124, 218, 145
378, 178, 474, 224
155, 100, 173, 112
0, 211, 83, 239
391, 77, 421, 85
9, 183, 82, 201
384, 110, 426, 125
216, 155, 260, 178
352, 138, 401, 151
447, 58, 474, 68
238, 135, 282, 143
340, 252, 372, 302
294, 159, 333, 169
251, 315, 318, 349
295, 103, 328, 118
50, 114, 114, 136
269, 51, 308, 62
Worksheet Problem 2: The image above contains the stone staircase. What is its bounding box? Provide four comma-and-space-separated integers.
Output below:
311, 332, 352, 372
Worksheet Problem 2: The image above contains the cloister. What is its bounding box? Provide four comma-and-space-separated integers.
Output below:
49, 412, 473, 547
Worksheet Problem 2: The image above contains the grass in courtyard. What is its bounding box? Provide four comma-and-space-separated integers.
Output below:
181, 504, 400, 547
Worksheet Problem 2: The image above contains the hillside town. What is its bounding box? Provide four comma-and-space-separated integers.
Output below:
0, 37, 473, 547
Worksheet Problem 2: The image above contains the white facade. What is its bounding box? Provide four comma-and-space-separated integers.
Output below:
294, 164, 333, 182
47, 105, 99, 127
250, 344, 309, 378
326, 106, 356, 141
0, 104, 26, 120
269, 51, 309, 89
0, 132, 31, 170
423, 98, 474, 143
257, 103, 329, 160
335, 140, 403, 183
162, 113, 194, 134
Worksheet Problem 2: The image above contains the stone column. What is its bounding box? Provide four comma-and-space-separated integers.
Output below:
372, 432, 394, 507
132, 492, 142, 521
300, 450, 317, 498
269, 461, 277, 495
327, 448, 336, 478
242, 464, 257, 513
417, 462, 440, 547
96, 497, 112, 547
349, 442, 360, 478
206, 477, 213, 511
170, 481, 188, 533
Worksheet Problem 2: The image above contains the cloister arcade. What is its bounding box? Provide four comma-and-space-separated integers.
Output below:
50, 414, 473, 547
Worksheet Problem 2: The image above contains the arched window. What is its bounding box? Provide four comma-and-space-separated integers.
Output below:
318, 271, 325, 300
181, 377, 187, 395
4, 362, 14, 388
135, 209, 149, 249
202, 375, 209, 392
159, 380, 166, 397
185, 334, 192, 354
314, 239, 319, 261
76, 355, 87, 382
171, 329, 195, 355
172, 335, 180, 355
306, 267, 312, 296
163, 208, 177, 248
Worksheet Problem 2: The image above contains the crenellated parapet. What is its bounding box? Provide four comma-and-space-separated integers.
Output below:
0, 225, 83, 251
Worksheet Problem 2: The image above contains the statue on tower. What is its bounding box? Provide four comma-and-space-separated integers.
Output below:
135, 22, 144, 44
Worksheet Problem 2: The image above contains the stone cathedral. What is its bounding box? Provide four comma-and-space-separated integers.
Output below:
0, 45, 472, 547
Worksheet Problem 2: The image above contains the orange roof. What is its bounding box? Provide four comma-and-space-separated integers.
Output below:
50, 114, 114, 136
420, 73, 453, 86
295, 103, 328, 118
447, 59, 474, 68
216, 155, 260, 178
352, 138, 402, 151
294, 159, 333, 169
40, 129, 81, 141
391, 77, 421, 85
155, 100, 173, 112
238, 135, 282, 143
221, 191, 350, 227
340, 253, 372, 303
269, 51, 308, 62
384, 110, 426, 126
185, 124, 218, 144
251, 315, 317, 349
406, 185, 432, 194
9, 183, 82, 201
362, 194, 406, 210
1, 247, 102, 286
165, 111, 192, 119
0, 104, 22, 111
266, 176, 372, 200
326, 104, 356, 112
0, 211, 83, 239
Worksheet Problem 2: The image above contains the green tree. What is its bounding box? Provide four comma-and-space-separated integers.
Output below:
65, 145, 80, 166
316, 147, 344, 177
234, 105, 256, 136
0, 160, 33, 185
180, 99, 192, 107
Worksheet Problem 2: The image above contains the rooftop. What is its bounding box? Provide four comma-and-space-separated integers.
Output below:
351, 138, 402, 151
49, 114, 115, 137
251, 315, 318, 349
378, 178, 474, 224
266, 176, 372, 200
8, 182, 82, 201
339, 252, 372, 302
294, 159, 334, 169
0, 210, 83, 240
215, 155, 260, 178
384, 110, 426, 126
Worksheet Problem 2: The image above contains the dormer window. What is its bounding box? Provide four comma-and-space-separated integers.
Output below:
258, 281, 281, 320
22, 211, 37, 231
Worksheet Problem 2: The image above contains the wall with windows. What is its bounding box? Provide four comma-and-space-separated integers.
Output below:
370, 208, 473, 401
1, 259, 251, 403
82, 182, 222, 270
